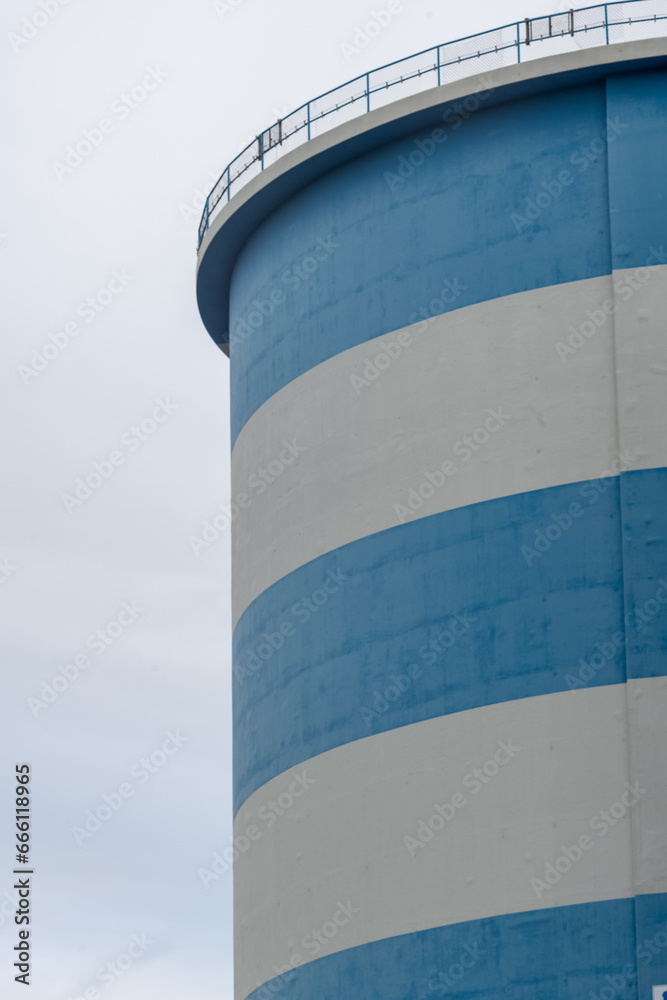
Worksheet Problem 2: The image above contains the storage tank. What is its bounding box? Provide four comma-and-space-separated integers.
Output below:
196, 16, 667, 1000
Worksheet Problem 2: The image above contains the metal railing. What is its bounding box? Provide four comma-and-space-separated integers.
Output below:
198, 0, 667, 249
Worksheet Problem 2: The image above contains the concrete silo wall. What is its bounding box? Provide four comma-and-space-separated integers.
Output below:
203, 44, 667, 1000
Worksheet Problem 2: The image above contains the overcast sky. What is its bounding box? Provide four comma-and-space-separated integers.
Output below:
1, 0, 605, 996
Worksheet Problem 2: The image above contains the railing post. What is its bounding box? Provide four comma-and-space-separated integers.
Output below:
202, 2, 659, 220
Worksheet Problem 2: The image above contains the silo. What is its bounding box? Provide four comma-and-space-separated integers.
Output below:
197, 22, 667, 1000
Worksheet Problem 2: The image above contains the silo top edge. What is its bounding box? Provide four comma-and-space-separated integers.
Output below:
196, 36, 667, 351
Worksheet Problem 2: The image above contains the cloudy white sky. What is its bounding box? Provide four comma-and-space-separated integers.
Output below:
1, 0, 614, 996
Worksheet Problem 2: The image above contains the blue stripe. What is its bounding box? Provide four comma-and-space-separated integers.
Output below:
634, 894, 667, 999
621, 468, 667, 680
605, 71, 667, 683
229, 81, 614, 443
607, 69, 667, 270
244, 897, 639, 1000
233, 475, 631, 815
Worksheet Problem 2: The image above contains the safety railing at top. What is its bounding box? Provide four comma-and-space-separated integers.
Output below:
198, 0, 667, 249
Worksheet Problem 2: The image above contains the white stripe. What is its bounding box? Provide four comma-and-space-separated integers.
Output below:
231, 274, 630, 627
612, 263, 667, 472
627, 674, 667, 896
233, 682, 644, 998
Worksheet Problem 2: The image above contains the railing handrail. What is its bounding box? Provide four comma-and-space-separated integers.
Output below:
197, 0, 666, 249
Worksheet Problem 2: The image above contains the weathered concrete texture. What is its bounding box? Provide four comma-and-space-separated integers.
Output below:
196, 39, 667, 1000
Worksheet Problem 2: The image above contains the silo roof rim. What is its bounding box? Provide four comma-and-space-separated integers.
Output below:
196, 37, 667, 354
